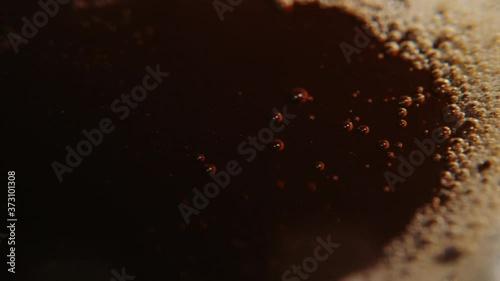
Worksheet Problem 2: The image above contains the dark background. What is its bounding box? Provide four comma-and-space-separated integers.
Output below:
2, 0, 450, 280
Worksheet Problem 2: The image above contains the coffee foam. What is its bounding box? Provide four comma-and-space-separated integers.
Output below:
275, 0, 500, 280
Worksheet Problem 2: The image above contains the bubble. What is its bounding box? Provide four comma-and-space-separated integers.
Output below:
444, 151, 456, 162
195, 153, 206, 163
313, 161, 325, 171
440, 171, 455, 188
385, 41, 400, 56
357, 125, 370, 134
387, 151, 396, 159
442, 104, 463, 123
397, 107, 408, 118
456, 168, 470, 181
271, 139, 285, 151
433, 78, 451, 95
414, 93, 426, 104
436, 126, 452, 141
204, 164, 217, 174
308, 114, 315, 121
353, 116, 361, 122
378, 140, 390, 150
271, 110, 283, 124
433, 154, 442, 162
398, 95, 413, 107
289, 87, 310, 103
398, 119, 408, 128
455, 118, 480, 137
466, 134, 482, 145
388, 30, 403, 42
341, 120, 354, 132
446, 163, 460, 175
395, 142, 404, 150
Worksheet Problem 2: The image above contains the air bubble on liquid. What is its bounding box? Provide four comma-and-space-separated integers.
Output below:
444, 151, 457, 162
204, 164, 217, 174
398, 96, 413, 107
397, 107, 408, 118
271, 139, 285, 151
449, 138, 465, 148
433, 78, 451, 95
378, 140, 390, 150
313, 162, 325, 171
442, 104, 463, 123
414, 93, 426, 104
341, 120, 354, 132
398, 119, 408, 128
395, 142, 404, 150
446, 160, 460, 174
440, 171, 455, 188
466, 133, 482, 146
384, 41, 400, 56
357, 125, 370, 134
456, 168, 470, 181
196, 154, 206, 163
271, 111, 283, 124
454, 118, 481, 137
437, 126, 452, 141
289, 88, 310, 104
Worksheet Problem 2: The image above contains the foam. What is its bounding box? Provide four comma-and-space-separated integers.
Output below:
275, 0, 500, 280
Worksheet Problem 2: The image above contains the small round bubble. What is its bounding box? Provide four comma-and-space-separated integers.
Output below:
271, 139, 285, 151
289, 88, 310, 103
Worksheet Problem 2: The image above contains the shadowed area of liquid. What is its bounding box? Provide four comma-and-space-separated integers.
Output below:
2, 1, 451, 280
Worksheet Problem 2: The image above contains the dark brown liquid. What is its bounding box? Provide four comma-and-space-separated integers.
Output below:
2, 1, 452, 280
